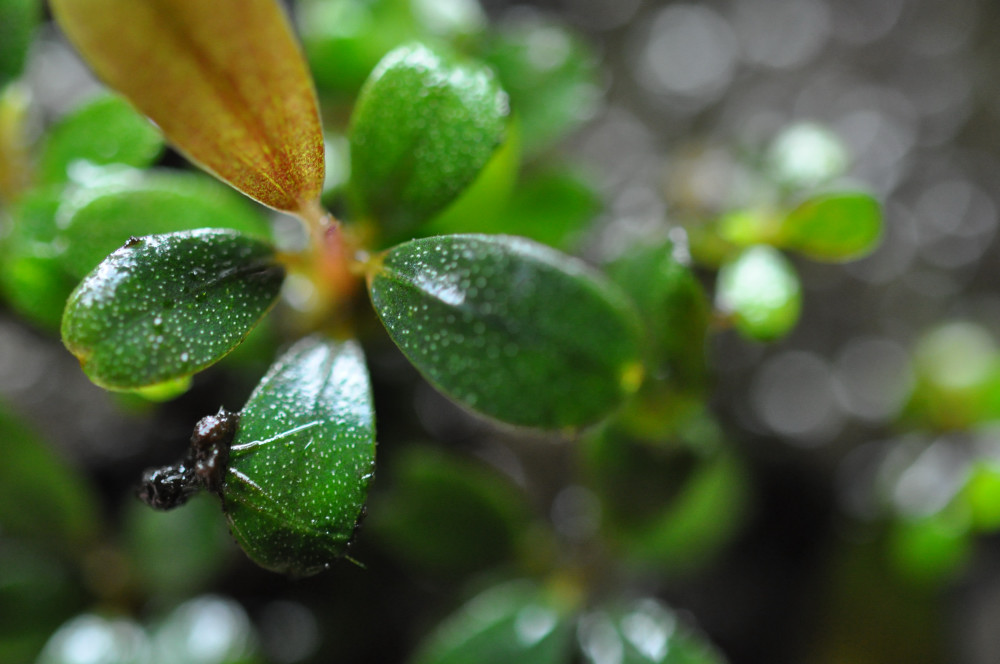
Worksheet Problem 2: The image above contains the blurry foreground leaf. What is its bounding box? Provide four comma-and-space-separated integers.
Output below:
780, 192, 881, 262
715, 245, 801, 341
50, 0, 325, 213
0, 0, 41, 87
224, 336, 376, 576
368, 234, 643, 429
61, 229, 285, 389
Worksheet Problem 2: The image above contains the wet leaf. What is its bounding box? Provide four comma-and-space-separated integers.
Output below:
61, 229, 285, 389
411, 580, 577, 664
0, 0, 41, 87
224, 335, 376, 576
349, 43, 509, 238
50, 0, 325, 213
780, 192, 882, 261
715, 245, 801, 341
56, 168, 272, 279
368, 234, 643, 429
37, 94, 164, 185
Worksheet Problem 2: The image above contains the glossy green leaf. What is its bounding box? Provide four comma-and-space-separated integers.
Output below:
37, 94, 164, 185
578, 599, 726, 664
55, 169, 272, 279
224, 335, 376, 576
50, 0, 325, 214
61, 229, 285, 389
411, 580, 577, 664
780, 192, 882, 261
0, 0, 41, 87
715, 245, 801, 341
368, 234, 644, 429
349, 43, 509, 237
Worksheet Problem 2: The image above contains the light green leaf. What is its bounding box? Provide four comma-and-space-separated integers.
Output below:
780, 192, 882, 261
349, 43, 509, 238
368, 234, 643, 429
715, 245, 801, 341
61, 229, 285, 389
223, 335, 376, 576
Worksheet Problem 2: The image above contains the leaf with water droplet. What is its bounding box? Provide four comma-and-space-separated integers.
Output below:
368, 234, 643, 429
223, 335, 376, 576
49, 0, 324, 214
56, 168, 273, 279
779, 191, 882, 262
411, 579, 577, 664
36, 94, 164, 185
61, 229, 285, 389
349, 43, 509, 239
715, 245, 801, 342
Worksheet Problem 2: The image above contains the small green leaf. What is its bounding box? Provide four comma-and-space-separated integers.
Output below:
223, 335, 376, 576
37, 94, 164, 185
411, 580, 577, 664
56, 168, 272, 279
780, 192, 882, 261
61, 229, 285, 389
715, 245, 801, 341
368, 234, 643, 429
0, 0, 41, 87
349, 43, 509, 238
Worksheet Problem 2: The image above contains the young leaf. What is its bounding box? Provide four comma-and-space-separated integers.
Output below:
37, 94, 164, 185
223, 335, 376, 576
56, 169, 272, 279
368, 234, 643, 429
61, 229, 285, 389
349, 43, 509, 238
780, 192, 882, 262
49, 0, 325, 214
715, 245, 801, 341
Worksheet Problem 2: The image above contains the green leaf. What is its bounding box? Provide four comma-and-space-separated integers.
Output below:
578, 599, 726, 664
349, 43, 509, 238
0, 0, 41, 87
368, 234, 644, 429
411, 580, 577, 664
37, 94, 164, 185
780, 192, 882, 261
715, 245, 801, 341
55, 168, 273, 279
61, 229, 285, 389
223, 335, 376, 576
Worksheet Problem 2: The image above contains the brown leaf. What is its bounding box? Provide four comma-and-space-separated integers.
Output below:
50, 0, 325, 215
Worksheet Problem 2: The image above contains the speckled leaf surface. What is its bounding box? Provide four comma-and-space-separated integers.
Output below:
49, 0, 324, 213
349, 43, 508, 238
780, 192, 882, 262
715, 245, 801, 341
368, 234, 643, 429
223, 336, 375, 576
61, 229, 284, 389
56, 169, 272, 279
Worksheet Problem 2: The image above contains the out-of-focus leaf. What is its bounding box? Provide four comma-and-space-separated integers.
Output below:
224, 336, 376, 576
50, 0, 325, 214
368, 234, 643, 429
0, 0, 41, 87
36, 615, 150, 664
349, 43, 509, 238
368, 445, 535, 576
766, 122, 848, 189
780, 192, 882, 262
964, 462, 1000, 532
152, 596, 261, 664
578, 599, 726, 664
411, 580, 577, 664
482, 15, 600, 155
61, 229, 285, 389
888, 511, 971, 586
0, 82, 35, 200
37, 94, 164, 185
715, 245, 801, 341
56, 169, 272, 279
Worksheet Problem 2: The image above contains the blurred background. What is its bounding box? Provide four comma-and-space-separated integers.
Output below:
4, 0, 1000, 662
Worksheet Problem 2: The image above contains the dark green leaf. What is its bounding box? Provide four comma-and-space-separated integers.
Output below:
349, 43, 509, 238
715, 245, 801, 341
223, 335, 376, 576
780, 192, 882, 261
0, 0, 41, 87
411, 580, 577, 664
368, 234, 643, 429
61, 229, 285, 389
37, 94, 164, 184
56, 168, 273, 279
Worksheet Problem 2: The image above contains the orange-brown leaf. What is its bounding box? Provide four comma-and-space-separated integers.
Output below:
50, 0, 325, 214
